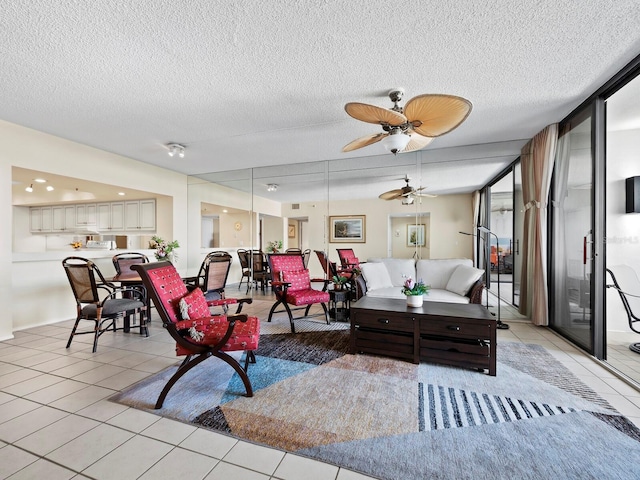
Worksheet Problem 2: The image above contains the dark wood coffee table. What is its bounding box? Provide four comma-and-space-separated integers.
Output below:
350, 297, 496, 375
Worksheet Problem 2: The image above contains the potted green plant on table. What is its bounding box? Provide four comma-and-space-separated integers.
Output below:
332, 274, 349, 291
401, 277, 429, 307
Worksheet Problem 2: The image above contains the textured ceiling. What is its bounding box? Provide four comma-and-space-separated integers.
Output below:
3, 1, 640, 199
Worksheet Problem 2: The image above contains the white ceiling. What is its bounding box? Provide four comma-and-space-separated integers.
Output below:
3, 1, 640, 202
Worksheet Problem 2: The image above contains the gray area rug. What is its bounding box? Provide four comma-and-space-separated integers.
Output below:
112, 331, 640, 480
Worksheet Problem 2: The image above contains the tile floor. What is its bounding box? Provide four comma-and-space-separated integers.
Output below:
1, 290, 640, 479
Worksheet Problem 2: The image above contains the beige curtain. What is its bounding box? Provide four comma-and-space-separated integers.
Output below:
519, 124, 558, 325
472, 190, 480, 266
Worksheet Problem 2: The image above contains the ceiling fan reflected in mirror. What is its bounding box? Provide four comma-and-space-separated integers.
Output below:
379, 176, 437, 204
343, 88, 472, 155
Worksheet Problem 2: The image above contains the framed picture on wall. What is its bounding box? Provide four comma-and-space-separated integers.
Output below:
329, 215, 366, 243
288, 224, 296, 238
407, 224, 426, 247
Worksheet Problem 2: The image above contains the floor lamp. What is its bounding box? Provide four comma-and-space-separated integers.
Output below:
477, 226, 509, 329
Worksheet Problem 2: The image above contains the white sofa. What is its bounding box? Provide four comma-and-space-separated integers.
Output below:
355, 258, 485, 304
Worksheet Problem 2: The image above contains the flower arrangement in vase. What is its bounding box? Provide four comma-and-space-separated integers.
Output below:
266, 240, 283, 253
149, 235, 180, 262
401, 277, 429, 307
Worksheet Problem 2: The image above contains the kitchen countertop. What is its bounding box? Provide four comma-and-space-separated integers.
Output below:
12, 249, 157, 263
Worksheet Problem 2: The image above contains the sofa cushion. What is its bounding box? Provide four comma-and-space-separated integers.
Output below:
445, 264, 485, 296
416, 258, 473, 289
360, 262, 393, 291
426, 288, 471, 304
381, 258, 416, 287
366, 286, 405, 299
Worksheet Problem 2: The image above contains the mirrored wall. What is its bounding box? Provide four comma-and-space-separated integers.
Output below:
185, 151, 483, 299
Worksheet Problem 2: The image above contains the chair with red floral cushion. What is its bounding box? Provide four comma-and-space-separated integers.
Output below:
132, 261, 259, 408
336, 248, 361, 272
267, 253, 330, 333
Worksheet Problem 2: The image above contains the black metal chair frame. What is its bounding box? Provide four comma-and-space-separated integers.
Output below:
607, 266, 640, 354
237, 249, 251, 290
63, 256, 147, 353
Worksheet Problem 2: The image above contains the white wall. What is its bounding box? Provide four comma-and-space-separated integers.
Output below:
2, 120, 188, 338
606, 128, 640, 333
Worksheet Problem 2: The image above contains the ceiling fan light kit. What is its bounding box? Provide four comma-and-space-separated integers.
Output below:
379, 176, 437, 202
167, 143, 186, 158
343, 89, 472, 155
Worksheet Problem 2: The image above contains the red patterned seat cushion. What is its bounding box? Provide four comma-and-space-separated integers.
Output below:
286, 288, 329, 306
174, 315, 260, 356
146, 264, 189, 323
178, 288, 210, 320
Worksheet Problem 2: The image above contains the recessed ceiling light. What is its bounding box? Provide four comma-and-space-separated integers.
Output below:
118, 192, 125, 196
222, 209, 228, 213
34, 178, 46, 183
25, 184, 33, 192
167, 143, 186, 158
46, 185, 54, 191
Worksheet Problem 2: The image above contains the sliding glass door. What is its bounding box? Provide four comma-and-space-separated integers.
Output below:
549, 108, 595, 352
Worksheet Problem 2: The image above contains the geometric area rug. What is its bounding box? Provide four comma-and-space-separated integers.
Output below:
111, 330, 640, 480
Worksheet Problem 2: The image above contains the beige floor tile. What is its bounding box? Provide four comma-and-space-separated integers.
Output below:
109, 351, 158, 369
106, 407, 161, 433
141, 417, 198, 445
0, 391, 15, 405
95, 368, 151, 390
0, 444, 39, 478
139, 447, 219, 479
180, 428, 238, 460
10, 351, 66, 368
46, 423, 134, 471
0, 368, 43, 388
0, 405, 69, 443
204, 461, 270, 480
29, 355, 85, 373
50, 360, 104, 378
49, 385, 116, 413
223, 441, 285, 476
82, 435, 174, 480
71, 364, 127, 384
2, 372, 64, 396
15, 414, 100, 456
274, 453, 340, 480
598, 392, 640, 417
0, 363, 21, 376
6, 457, 78, 480
23, 379, 89, 404
75, 399, 130, 422
0, 397, 42, 424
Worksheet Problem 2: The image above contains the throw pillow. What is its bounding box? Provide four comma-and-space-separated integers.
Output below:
282, 270, 310, 292
178, 288, 210, 320
360, 262, 393, 291
445, 264, 484, 296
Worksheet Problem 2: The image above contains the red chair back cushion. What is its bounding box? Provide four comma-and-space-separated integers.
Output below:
282, 270, 310, 292
270, 254, 305, 281
147, 264, 189, 323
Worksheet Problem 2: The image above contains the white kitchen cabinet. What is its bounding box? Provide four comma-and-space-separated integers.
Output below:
51, 205, 76, 232
124, 199, 156, 231
75, 203, 97, 226
29, 207, 53, 232
96, 203, 111, 231
110, 202, 125, 231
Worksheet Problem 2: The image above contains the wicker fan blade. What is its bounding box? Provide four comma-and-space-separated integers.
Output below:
342, 132, 387, 152
379, 188, 404, 200
404, 94, 472, 137
345, 102, 407, 126
403, 132, 434, 152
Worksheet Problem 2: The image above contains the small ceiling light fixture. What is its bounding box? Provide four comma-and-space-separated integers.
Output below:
46, 185, 54, 191
267, 184, 278, 192
25, 184, 33, 192
118, 192, 125, 196
401, 194, 415, 205
167, 143, 186, 158
381, 128, 411, 155
34, 178, 46, 183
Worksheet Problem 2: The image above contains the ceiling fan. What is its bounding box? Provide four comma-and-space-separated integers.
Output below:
342, 88, 472, 155
379, 176, 437, 203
